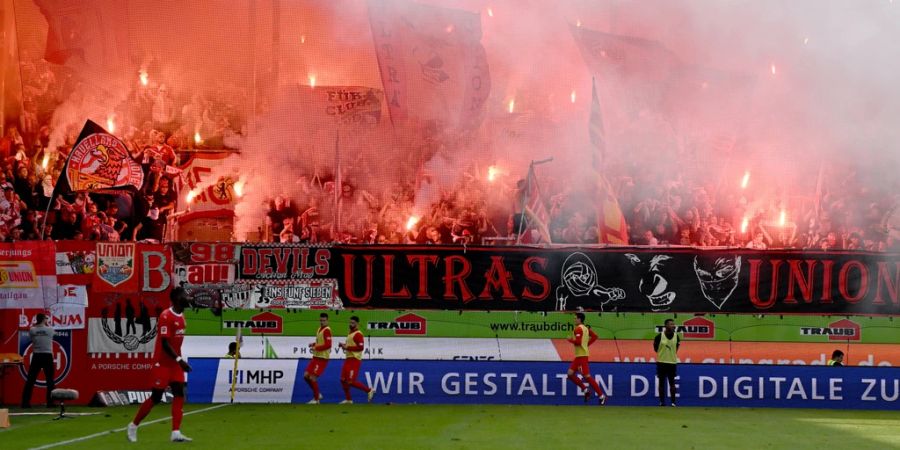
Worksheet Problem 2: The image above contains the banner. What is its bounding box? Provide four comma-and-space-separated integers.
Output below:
336, 246, 900, 314
87, 316, 157, 356
172, 242, 242, 309
295, 85, 384, 126
210, 359, 298, 403
174, 152, 241, 216
250, 280, 343, 310
238, 244, 334, 283
183, 310, 900, 345
368, 0, 490, 129
54, 240, 97, 285
0, 242, 57, 309
186, 359, 900, 410
93, 243, 138, 292
18, 329, 73, 388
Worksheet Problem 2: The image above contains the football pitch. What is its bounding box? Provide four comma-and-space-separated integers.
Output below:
3, 403, 900, 450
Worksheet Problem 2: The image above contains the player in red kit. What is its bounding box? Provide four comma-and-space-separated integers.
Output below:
127, 287, 193, 443
304, 312, 332, 404
338, 316, 374, 404
566, 312, 607, 405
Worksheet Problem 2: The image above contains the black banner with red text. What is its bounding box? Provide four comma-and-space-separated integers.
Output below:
335, 246, 900, 314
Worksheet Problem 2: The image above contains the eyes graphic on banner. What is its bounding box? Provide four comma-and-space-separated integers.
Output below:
624, 254, 676, 312
555, 252, 625, 312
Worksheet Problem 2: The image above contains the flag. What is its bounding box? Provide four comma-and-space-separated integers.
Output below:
263, 337, 278, 359
368, 0, 491, 130
589, 79, 629, 245
570, 25, 680, 121
36, 0, 127, 67
53, 120, 144, 197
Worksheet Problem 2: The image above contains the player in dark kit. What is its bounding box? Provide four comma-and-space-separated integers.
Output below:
127, 287, 193, 443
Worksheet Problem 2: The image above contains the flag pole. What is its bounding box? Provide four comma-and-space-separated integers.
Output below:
229, 326, 243, 403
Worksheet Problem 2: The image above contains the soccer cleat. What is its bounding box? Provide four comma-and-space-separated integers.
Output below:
671, 402, 677, 407
318, 394, 324, 401
126, 423, 138, 443
583, 389, 592, 404
339, 400, 353, 405
171, 430, 193, 442
306, 398, 320, 404
598, 394, 607, 406
367, 389, 375, 403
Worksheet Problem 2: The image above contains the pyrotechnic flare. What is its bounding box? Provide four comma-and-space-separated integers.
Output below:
139, 70, 149, 86
301, 34, 306, 44
309, 75, 316, 88
487, 165, 500, 182
571, 90, 576, 103
576, 19, 582, 27
406, 216, 420, 231
107, 114, 116, 134
233, 180, 245, 198
487, 7, 493, 17
779, 210, 787, 227
741, 217, 749, 234
741, 171, 750, 189
41, 153, 50, 171
770, 63, 777, 75
194, 131, 202, 145
508, 99, 515, 113
186, 190, 198, 204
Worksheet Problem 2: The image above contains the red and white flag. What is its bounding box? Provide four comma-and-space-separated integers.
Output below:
368, 0, 491, 130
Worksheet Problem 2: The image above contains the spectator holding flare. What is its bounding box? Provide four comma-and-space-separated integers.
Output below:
304, 313, 332, 404
654, 318, 681, 407
565, 313, 607, 406
337, 316, 375, 404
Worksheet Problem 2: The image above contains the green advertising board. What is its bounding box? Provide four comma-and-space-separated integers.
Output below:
183, 310, 900, 344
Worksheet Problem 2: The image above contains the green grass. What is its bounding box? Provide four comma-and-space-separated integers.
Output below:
3, 404, 900, 450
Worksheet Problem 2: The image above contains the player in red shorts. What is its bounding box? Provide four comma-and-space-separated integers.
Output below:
338, 316, 374, 404
127, 287, 193, 442
566, 312, 607, 405
304, 312, 332, 404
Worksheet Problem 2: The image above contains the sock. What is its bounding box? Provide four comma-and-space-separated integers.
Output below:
341, 381, 352, 400
133, 397, 155, 426
567, 373, 586, 391
351, 380, 371, 393
172, 396, 184, 431
310, 379, 320, 400
585, 375, 604, 397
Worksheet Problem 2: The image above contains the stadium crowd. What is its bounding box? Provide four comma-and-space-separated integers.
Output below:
2, 61, 897, 250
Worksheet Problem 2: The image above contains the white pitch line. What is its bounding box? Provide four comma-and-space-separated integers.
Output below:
29, 404, 229, 450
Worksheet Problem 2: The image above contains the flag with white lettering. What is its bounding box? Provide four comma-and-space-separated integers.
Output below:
368, 0, 490, 130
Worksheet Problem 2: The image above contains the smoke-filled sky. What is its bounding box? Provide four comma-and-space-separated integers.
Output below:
11, 0, 900, 237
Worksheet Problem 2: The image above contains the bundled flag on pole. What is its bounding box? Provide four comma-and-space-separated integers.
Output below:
519, 164, 551, 244
263, 336, 278, 359
589, 79, 629, 245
